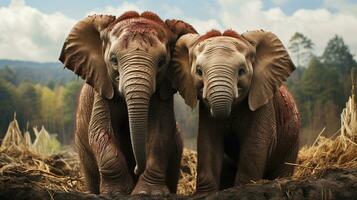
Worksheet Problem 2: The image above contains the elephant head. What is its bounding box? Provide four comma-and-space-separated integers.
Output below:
59, 11, 196, 175
171, 29, 295, 119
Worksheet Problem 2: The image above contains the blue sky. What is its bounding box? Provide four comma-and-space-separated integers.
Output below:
1, 0, 357, 62
0, 0, 334, 19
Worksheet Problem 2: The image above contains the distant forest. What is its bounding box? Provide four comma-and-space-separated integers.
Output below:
0, 33, 356, 146
0, 60, 81, 143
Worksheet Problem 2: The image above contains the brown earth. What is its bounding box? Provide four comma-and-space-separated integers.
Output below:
0, 146, 356, 200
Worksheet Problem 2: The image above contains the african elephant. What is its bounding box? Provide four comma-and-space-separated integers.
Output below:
170, 30, 300, 193
59, 11, 196, 195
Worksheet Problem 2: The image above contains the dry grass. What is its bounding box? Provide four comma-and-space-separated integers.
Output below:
177, 149, 197, 195
0, 118, 85, 193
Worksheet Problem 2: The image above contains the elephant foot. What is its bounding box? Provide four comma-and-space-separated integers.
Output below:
131, 176, 169, 195
100, 181, 133, 196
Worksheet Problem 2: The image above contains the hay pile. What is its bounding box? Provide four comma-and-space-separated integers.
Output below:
293, 81, 357, 178
0, 118, 85, 193
177, 149, 197, 195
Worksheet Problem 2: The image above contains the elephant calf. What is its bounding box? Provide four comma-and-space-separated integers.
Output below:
170, 30, 300, 193
59, 11, 196, 195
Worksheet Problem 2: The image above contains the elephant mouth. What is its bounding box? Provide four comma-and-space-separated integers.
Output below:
205, 85, 234, 120
209, 101, 232, 119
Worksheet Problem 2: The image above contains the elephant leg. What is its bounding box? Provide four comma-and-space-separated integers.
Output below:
265, 139, 299, 179
89, 93, 134, 195
76, 137, 100, 194
219, 154, 237, 190
196, 103, 225, 194
132, 95, 177, 195
75, 84, 100, 194
166, 128, 183, 193
235, 136, 272, 184
235, 103, 276, 185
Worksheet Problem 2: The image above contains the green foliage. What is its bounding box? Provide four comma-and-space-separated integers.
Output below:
0, 78, 82, 144
0, 79, 17, 138
15, 82, 40, 128
322, 35, 357, 75
0, 60, 80, 143
300, 57, 343, 106
61, 81, 82, 142
321, 35, 357, 100
295, 57, 344, 132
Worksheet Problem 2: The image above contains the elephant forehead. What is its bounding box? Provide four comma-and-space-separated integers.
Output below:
202, 44, 236, 56
197, 36, 250, 55
197, 50, 246, 67
110, 18, 168, 43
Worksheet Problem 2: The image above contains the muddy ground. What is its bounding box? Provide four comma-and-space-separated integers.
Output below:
0, 168, 356, 200
0, 146, 356, 200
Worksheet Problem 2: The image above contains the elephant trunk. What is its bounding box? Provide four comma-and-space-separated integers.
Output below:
205, 66, 236, 119
121, 56, 155, 175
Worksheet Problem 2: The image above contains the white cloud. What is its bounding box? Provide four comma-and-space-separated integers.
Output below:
158, 4, 222, 34
0, 0, 216, 62
1, 0, 357, 62
0, 0, 76, 62
216, 0, 357, 57
187, 18, 223, 33
0, 1, 142, 62
323, 0, 357, 16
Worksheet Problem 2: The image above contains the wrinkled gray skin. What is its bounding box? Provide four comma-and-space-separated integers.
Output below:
59, 12, 196, 195
171, 31, 300, 194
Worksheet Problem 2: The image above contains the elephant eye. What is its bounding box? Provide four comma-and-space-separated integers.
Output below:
110, 54, 118, 66
238, 67, 246, 76
196, 66, 203, 76
157, 57, 166, 69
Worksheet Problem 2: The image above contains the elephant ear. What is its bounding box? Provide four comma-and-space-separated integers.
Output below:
158, 19, 198, 102
59, 15, 116, 99
242, 30, 295, 111
168, 33, 199, 108
165, 19, 197, 41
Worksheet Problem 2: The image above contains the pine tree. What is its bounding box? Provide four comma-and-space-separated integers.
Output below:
288, 32, 314, 67
322, 35, 357, 98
